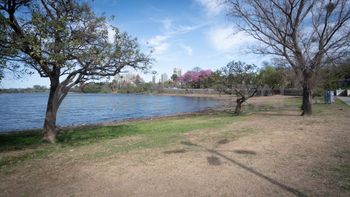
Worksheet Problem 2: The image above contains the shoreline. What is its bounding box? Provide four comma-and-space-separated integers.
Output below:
0, 109, 223, 135
0, 94, 299, 135
0, 94, 227, 135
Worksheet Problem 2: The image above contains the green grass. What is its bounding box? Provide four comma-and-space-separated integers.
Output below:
311, 98, 349, 114
243, 96, 301, 114
1, 96, 347, 169
333, 164, 350, 190
0, 113, 240, 168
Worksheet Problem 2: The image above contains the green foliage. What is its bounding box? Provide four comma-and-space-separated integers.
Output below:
0, 0, 151, 93
1, 1, 152, 141
221, 61, 258, 85
320, 59, 350, 90
258, 65, 286, 89
219, 60, 261, 114
81, 82, 110, 93
0, 85, 48, 93
117, 83, 152, 93
171, 74, 178, 81
80, 81, 153, 94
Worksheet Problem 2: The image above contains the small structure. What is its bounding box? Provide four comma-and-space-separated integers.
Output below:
335, 89, 350, 96
324, 90, 335, 104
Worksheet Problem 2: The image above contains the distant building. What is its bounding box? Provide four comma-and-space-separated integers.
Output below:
152, 75, 156, 84
173, 67, 182, 77
161, 73, 168, 83
113, 73, 144, 87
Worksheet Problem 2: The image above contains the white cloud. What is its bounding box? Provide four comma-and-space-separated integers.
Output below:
179, 44, 193, 56
209, 26, 253, 52
195, 0, 223, 16
158, 18, 205, 35
146, 19, 204, 55
147, 35, 170, 55
161, 18, 173, 31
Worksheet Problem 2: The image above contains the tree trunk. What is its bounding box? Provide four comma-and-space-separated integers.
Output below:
43, 80, 60, 143
301, 82, 313, 116
234, 97, 245, 115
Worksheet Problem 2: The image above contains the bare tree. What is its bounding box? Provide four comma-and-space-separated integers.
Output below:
224, 0, 350, 115
0, 0, 151, 142
220, 61, 259, 115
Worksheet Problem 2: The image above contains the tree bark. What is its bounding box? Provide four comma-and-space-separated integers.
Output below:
42, 79, 60, 143
301, 82, 313, 116
234, 97, 245, 115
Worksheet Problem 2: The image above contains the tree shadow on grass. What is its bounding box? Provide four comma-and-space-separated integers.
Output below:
57, 124, 137, 146
0, 124, 137, 151
234, 149, 257, 155
0, 130, 42, 152
207, 155, 222, 166
163, 149, 187, 154
254, 112, 301, 117
217, 138, 230, 145
181, 141, 307, 197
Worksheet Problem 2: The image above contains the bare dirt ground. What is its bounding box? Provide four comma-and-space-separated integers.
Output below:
1, 96, 349, 197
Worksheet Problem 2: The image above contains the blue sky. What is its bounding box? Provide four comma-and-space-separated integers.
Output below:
2, 0, 269, 88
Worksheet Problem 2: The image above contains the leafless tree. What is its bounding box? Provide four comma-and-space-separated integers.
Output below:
224, 0, 350, 115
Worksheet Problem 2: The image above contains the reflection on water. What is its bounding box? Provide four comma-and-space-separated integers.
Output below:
0, 93, 219, 132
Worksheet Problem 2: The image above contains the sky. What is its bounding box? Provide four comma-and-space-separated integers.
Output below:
1, 0, 269, 88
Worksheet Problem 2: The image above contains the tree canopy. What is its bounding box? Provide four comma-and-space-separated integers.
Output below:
219, 61, 260, 115
0, 0, 151, 142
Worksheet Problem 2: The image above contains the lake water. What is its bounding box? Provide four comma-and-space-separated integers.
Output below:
0, 93, 220, 132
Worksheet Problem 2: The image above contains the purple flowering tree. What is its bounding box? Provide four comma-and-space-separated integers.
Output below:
178, 69, 212, 88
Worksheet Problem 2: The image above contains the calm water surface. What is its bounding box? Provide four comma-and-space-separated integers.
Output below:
0, 93, 220, 132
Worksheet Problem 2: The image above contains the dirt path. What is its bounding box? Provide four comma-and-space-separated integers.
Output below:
1, 104, 349, 196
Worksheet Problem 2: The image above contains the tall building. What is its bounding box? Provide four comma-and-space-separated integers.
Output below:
152, 75, 156, 84
173, 67, 182, 77
161, 73, 168, 83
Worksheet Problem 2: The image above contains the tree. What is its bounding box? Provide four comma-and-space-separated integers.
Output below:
320, 58, 350, 90
210, 70, 226, 95
259, 64, 286, 90
171, 73, 178, 81
225, 0, 350, 115
0, 64, 4, 81
0, 0, 151, 143
178, 69, 212, 88
220, 61, 259, 115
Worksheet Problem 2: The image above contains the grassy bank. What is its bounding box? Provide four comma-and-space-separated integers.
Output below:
0, 112, 247, 168
0, 96, 344, 169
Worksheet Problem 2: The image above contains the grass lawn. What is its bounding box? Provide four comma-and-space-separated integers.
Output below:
0, 96, 349, 196
0, 112, 245, 168
0, 96, 302, 168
